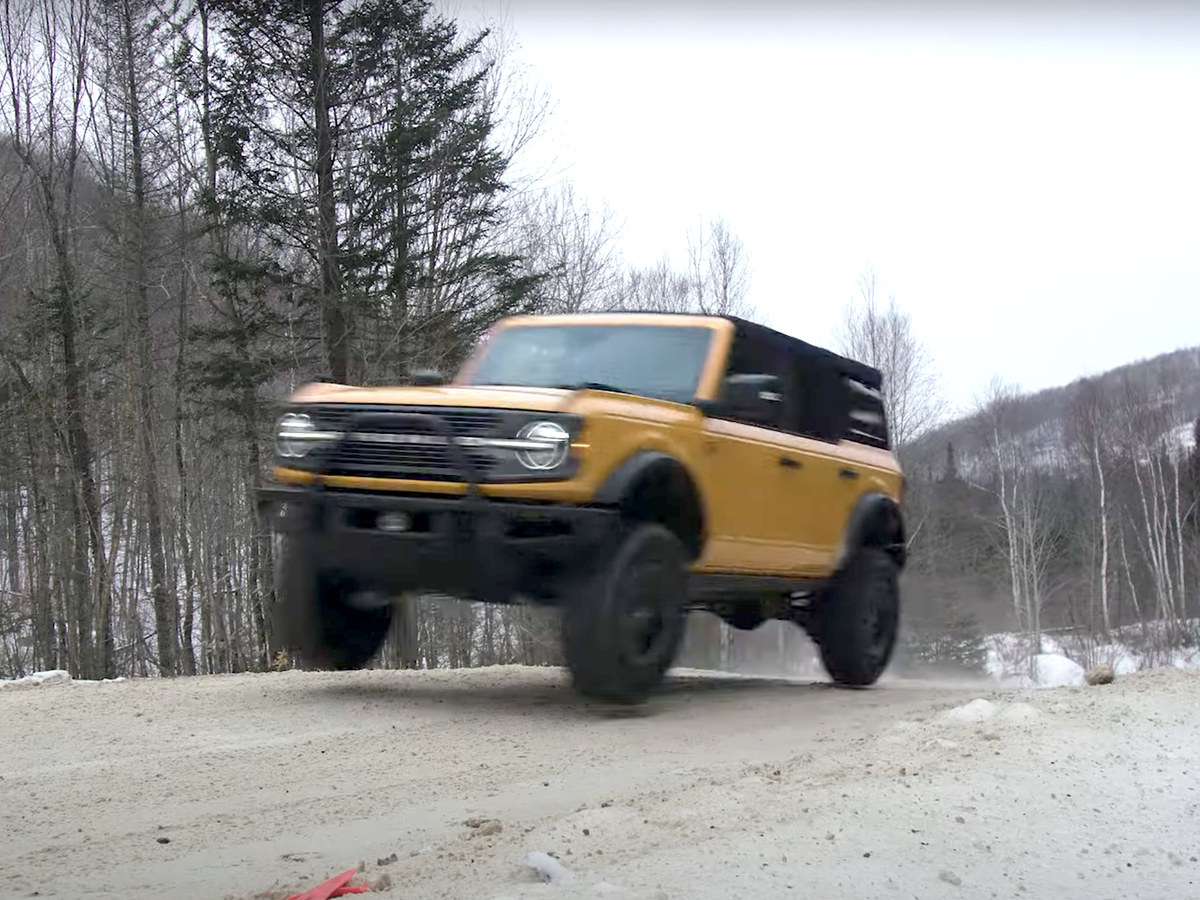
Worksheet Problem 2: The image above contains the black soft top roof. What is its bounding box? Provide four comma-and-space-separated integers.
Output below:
723, 316, 883, 391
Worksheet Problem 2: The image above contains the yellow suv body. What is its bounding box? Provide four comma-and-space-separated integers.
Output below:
259, 312, 906, 702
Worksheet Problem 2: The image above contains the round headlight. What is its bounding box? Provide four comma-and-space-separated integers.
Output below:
276, 413, 315, 458
515, 421, 570, 470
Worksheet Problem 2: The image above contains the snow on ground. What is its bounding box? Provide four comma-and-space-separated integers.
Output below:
1, 669, 128, 691
0, 668, 73, 689
984, 620, 1200, 688
1170, 421, 1196, 452
1033, 652, 1087, 687
2, 664, 1199, 900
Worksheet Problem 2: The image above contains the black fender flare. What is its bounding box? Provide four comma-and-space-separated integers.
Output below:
594, 451, 706, 559
835, 492, 906, 572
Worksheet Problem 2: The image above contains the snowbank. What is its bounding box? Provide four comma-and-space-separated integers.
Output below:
984, 621, 1200, 689
1034, 653, 1086, 688
1, 670, 72, 690
938, 697, 1042, 726
940, 698, 997, 724
1, 670, 127, 690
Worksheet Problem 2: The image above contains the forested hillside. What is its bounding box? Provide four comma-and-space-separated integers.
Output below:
896, 349, 1200, 671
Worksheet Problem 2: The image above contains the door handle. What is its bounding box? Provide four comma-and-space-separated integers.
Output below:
838, 468, 859, 480
779, 456, 803, 469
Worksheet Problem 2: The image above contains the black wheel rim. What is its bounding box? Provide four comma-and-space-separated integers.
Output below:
862, 572, 898, 671
615, 558, 677, 668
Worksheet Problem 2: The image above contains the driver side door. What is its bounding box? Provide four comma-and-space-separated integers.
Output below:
698, 411, 806, 574
694, 333, 810, 575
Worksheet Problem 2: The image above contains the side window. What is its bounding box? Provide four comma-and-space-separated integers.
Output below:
719, 331, 790, 430
789, 358, 849, 443
711, 322, 862, 443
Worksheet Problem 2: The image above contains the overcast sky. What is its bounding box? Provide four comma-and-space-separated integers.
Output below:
458, 1, 1200, 415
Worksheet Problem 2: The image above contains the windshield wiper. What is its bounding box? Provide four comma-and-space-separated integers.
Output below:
552, 381, 628, 393
554, 382, 631, 395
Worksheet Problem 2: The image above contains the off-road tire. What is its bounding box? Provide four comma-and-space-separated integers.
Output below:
561, 524, 688, 705
812, 547, 899, 687
276, 537, 392, 671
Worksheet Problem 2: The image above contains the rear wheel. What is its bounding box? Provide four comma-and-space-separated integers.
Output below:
276, 538, 392, 671
725, 605, 767, 631
811, 547, 899, 687
561, 524, 688, 705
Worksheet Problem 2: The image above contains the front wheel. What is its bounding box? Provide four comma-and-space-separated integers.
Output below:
561, 524, 688, 705
276, 537, 392, 671
811, 547, 899, 687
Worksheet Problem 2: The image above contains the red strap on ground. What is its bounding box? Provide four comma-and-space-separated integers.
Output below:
285, 868, 370, 900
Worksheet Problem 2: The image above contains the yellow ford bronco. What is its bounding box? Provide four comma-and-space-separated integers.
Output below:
258, 313, 906, 703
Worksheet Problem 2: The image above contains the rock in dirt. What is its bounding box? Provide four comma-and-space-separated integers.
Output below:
1087, 664, 1115, 686
371, 873, 393, 892
465, 818, 502, 837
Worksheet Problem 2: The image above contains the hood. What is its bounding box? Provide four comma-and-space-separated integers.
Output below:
289, 381, 575, 414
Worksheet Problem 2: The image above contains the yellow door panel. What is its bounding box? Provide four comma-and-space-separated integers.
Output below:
771, 434, 851, 575
697, 418, 805, 574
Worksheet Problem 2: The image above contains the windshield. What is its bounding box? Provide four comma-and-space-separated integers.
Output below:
463, 324, 715, 404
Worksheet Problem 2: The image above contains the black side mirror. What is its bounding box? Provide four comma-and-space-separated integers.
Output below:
716, 373, 783, 425
410, 369, 446, 387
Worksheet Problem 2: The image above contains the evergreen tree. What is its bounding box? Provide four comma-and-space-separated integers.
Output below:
338, 0, 542, 381
174, 0, 302, 668
198, 0, 540, 387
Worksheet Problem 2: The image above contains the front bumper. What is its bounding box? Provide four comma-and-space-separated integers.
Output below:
257, 484, 617, 603
257, 407, 616, 604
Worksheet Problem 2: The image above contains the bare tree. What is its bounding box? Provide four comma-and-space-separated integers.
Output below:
474, 8, 556, 192
92, 0, 178, 675
1, 0, 117, 679
510, 180, 624, 314
685, 215, 753, 317
610, 216, 757, 320
835, 265, 941, 447
973, 377, 1063, 669
1065, 378, 1114, 633
1115, 373, 1190, 636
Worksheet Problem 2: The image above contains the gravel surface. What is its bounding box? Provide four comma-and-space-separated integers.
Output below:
2, 665, 1197, 900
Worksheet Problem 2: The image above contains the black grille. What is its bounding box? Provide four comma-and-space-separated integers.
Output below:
310, 405, 504, 482
312, 406, 499, 437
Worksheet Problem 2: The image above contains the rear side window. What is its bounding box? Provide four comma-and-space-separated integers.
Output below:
721, 330, 791, 429
790, 360, 849, 443
721, 330, 849, 442
711, 319, 889, 447
843, 377, 889, 448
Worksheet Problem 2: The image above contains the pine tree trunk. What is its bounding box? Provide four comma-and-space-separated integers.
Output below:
172, 74, 197, 676
59, 268, 104, 679
121, 0, 174, 677
308, 0, 349, 382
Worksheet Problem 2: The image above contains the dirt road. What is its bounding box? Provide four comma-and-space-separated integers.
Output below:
2, 666, 1198, 900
